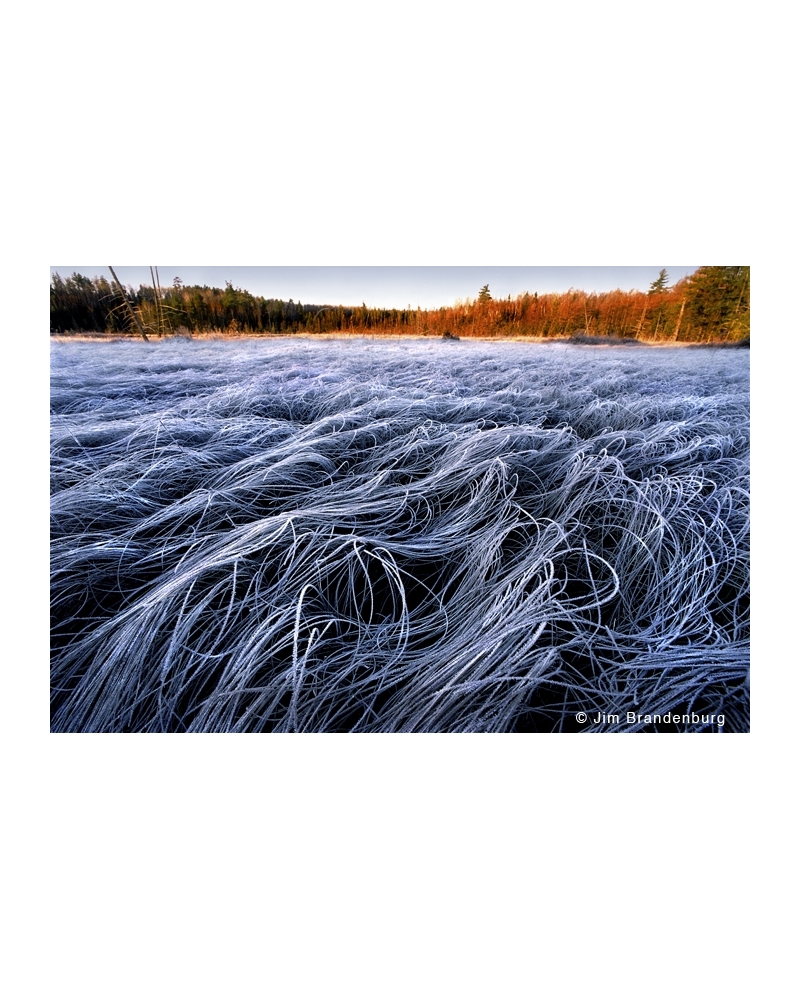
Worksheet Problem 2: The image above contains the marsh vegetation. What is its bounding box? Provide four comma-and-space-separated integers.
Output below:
50, 339, 749, 732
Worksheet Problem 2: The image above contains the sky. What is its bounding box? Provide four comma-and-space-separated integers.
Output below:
50, 266, 700, 310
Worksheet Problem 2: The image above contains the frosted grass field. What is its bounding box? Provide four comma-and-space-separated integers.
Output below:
50, 338, 749, 733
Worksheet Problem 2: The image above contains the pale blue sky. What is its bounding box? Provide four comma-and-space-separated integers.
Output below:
50, 266, 700, 310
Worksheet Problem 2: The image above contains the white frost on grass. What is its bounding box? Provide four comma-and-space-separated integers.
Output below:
50, 338, 749, 732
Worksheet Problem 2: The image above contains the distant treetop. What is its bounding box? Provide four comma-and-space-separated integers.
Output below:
648, 269, 670, 293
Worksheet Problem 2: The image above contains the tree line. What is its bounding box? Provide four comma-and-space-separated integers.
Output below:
50, 267, 749, 343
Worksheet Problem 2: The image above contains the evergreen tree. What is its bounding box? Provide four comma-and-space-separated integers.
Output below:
478, 284, 492, 302
683, 266, 749, 340
649, 269, 669, 293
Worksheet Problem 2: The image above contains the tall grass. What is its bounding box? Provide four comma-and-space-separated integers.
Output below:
50, 338, 749, 732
